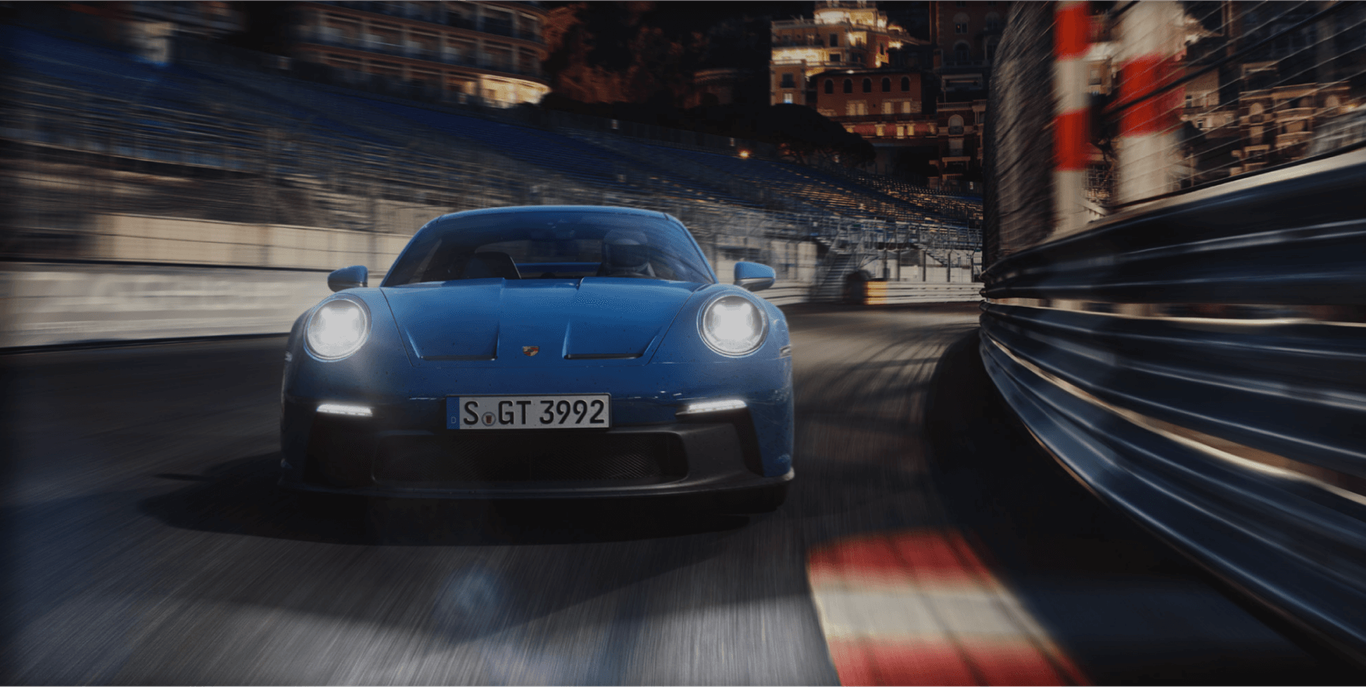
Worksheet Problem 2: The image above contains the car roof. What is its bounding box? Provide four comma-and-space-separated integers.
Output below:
434, 205, 673, 223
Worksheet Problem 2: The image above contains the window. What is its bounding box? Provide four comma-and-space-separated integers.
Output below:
949, 115, 964, 135
954, 13, 970, 34
843, 78, 853, 93
949, 138, 964, 155
824, 79, 834, 94
881, 77, 891, 92
830, 53, 842, 62
385, 212, 714, 286
901, 76, 911, 92
883, 101, 893, 115
830, 33, 839, 47
784, 93, 793, 104
781, 73, 795, 88
985, 12, 1001, 31
954, 42, 971, 64
1088, 64, 1103, 85
902, 101, 912, 114
862, 78, 872, 93
896, 125, 905, 139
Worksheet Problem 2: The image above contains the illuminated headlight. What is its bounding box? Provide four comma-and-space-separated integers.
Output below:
306, 298, 370, 360
699, 294, 767, 356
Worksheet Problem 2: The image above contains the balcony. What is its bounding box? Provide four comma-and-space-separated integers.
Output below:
1275, 130, 1313, 148
773, 36, 825, 48
1276, 107, 1314, 121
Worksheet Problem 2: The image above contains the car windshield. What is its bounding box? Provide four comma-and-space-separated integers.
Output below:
383, 210, 715, 286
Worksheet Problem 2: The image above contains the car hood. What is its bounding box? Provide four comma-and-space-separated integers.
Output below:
381, 278, 705, 366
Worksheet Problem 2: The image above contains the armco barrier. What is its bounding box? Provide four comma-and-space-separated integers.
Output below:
979, 149, 1366, 664
865, 281, 980, 305
758, 281, 812, 307
3, 266, 988, 349
2, 263, 335, 347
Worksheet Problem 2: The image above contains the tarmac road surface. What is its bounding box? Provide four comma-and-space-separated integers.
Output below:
1, 303, 1357, 684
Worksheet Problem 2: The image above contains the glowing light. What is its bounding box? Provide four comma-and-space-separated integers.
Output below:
306, 299, 369, 360
739, 150, 751, 159
700, 295, 766, 356
678, 399, 748, 415
317, 403, 373, 417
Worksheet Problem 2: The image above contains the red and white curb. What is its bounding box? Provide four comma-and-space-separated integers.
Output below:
808, 529, 1088, 685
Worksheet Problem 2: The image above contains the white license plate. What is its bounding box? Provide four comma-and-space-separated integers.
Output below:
448, 395, 611, 430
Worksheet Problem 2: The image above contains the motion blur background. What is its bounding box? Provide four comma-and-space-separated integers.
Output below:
3, 0, 1366, 684
2, 0, 990, 348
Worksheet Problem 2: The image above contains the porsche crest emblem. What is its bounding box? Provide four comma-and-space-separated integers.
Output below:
522, 346, 539, 357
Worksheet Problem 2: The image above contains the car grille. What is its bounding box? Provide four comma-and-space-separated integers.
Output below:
371, 431, 686, 486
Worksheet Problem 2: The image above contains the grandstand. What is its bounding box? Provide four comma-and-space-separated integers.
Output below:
2, 22, 982, 295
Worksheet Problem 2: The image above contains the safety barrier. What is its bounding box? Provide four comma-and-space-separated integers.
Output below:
756, 281, 813, 307
2, 262, 334, 348
979, 148, 1366, 664
864, 281, 980, 305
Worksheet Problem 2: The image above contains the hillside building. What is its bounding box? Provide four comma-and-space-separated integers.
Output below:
772, 1, 1004, 190
288, 1, 550, 108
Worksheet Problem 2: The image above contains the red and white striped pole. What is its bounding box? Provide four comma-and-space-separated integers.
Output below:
1054, 0, 1091, 237
1115, 1, 1184, 203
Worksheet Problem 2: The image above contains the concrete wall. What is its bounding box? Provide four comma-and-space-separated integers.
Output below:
2, 262, 333, 347
94, 214, 410, 275
874, 251, 977, 283
4, 216, 975, 348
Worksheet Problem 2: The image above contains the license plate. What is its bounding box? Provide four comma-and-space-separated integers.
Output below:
448, 395, 611, 430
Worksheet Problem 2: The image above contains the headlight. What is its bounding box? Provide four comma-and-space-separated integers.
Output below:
306, 298, 370, 360
699, 294, 767, 356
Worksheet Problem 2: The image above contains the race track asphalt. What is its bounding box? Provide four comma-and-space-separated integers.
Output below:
1, 304, 1356, 684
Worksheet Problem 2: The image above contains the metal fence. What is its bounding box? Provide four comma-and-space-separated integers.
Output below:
981, 1, 1366, 665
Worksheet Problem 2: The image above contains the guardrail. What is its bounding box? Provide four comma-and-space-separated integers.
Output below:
2, 262, 334, 348
755, 281, 812, 307
865, 282, 979, 305
979, 148, 1366, 665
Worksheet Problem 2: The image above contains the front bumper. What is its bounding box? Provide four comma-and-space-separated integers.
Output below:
280, 402, 791, 505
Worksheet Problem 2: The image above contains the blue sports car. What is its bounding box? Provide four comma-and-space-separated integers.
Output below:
279, 206, 794, 512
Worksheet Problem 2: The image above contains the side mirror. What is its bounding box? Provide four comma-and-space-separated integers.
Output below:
327, 265, 368, 292
733, 261, 775, 293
